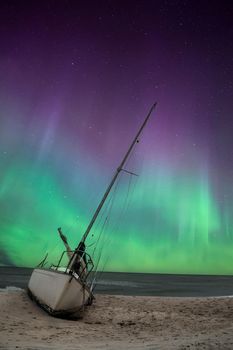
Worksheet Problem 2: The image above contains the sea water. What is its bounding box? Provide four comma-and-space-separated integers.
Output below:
1, 266, 233, 297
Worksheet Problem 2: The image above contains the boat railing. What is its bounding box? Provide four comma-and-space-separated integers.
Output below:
51, 249, 94, 281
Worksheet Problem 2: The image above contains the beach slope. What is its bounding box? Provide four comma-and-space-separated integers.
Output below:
1, 288, 233, 349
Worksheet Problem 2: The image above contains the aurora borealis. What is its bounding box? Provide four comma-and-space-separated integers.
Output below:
0, 1, 233, 274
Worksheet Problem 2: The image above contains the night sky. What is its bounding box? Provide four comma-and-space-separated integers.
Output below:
0, 0, 233, 274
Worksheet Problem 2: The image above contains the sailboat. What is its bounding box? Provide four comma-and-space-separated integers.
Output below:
28, 102, 157, 318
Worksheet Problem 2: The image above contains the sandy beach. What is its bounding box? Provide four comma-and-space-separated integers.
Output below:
0, 288, 233, 349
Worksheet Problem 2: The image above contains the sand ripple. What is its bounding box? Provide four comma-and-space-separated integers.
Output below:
1, 290, 233, 349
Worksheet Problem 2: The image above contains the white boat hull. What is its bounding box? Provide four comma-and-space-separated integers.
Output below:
28, 268, 92, 317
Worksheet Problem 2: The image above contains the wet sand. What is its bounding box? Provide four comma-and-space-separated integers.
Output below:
1, 288, 233, 349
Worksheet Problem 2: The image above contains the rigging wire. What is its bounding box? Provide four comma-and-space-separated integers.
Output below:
87, 169, 123, 248
91, 172, 122, 259
90, 171, 137, 288
92, 176, 118, 256
91, 253, 110, 293
92, 153, 141, 285
89, 172, 126, 286
89, 138, 143, 287
91, 173, 123, 266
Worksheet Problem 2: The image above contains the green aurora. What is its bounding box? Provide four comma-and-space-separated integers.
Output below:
1, 154, 232, 275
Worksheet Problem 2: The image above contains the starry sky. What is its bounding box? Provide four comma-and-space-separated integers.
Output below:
0, 0, 233, 274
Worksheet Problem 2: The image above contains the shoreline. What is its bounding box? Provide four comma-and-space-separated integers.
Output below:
1, 288, 233, 349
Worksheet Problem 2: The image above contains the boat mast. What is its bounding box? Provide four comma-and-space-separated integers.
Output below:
80, 102, 157, 244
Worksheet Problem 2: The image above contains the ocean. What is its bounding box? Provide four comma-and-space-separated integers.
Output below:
1, 266, 233, 297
